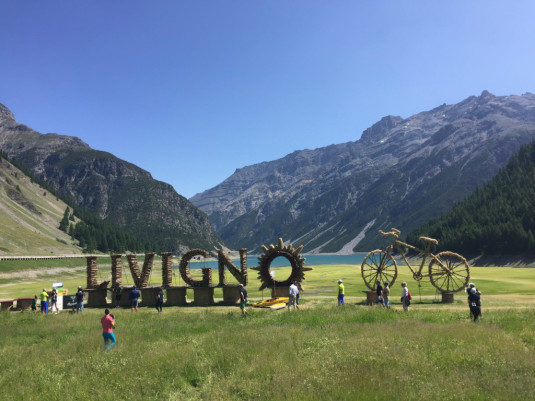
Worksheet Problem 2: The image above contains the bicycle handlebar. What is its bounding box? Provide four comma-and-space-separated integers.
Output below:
378, 229, 399, 238
378, 228, 439, 247
419, 236, 438, 245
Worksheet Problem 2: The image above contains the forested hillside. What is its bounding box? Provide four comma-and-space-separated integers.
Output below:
407, 140, 535, 255
0, 150, 157, 254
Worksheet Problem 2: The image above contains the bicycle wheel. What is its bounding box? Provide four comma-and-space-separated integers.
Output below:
428, 251, 470, 293
361, 250, 398, 290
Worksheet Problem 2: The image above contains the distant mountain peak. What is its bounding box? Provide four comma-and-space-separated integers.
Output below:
0, 103, 15, 123
360, 115, 403, 143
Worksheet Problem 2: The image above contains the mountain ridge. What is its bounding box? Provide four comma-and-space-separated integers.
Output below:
0, 104, 223, 253
191, 91, 535, 253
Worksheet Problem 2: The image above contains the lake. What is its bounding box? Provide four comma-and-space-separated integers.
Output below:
176, 253, 366, 269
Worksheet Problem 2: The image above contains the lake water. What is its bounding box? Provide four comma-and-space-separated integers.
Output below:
175, 253, 366, 269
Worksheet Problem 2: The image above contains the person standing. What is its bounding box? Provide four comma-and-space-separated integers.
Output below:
155, 287, 164, 313
288, 281, 299, 311
465, 283, 482, 319
337, 279, 345, 306
40, 288, 48, 315
401, 282, 410, 311
296, 282, 303, 310
239, 284, 248, 317
468, 287, 481, 322
114, 284, 122, 308
100, 309, 117, 351
383, 282, 391, 309
40, 288, 49, 314
75, 286, 84, 313
129, 286, 140, 312
49, 289, 58, 313
31, 295, 38, 312
375, 280, 384, 305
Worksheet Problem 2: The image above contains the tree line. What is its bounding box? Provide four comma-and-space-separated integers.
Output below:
407, 139, 535, 255
59, 206, 159, 253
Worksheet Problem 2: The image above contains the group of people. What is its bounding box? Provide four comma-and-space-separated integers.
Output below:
336, 279, 410, 310
374, 279, 482, 318
373, 280, 411, 310
337, 279, 483, 317
31, 288, 60, 314
112, 284, 163, 313
33, 278, 483, 352
30, 287, 119, 351
31, 284, 158, 315
98, 280, 482, 352
32, 286, 86, 314
374, 280, 394, 309
336, 279, 405, 310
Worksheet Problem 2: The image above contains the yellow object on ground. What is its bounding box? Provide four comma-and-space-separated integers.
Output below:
252, 297, 289, 310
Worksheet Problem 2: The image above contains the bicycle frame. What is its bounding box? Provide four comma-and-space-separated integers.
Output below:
381, 233, 449, 281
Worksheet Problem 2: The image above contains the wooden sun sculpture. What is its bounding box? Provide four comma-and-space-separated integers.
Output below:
251, 238, 312, 290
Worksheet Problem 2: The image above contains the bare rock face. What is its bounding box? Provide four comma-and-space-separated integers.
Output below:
0, 103, 15, 122
0, 105, 222, 253
191, 91, 535, 253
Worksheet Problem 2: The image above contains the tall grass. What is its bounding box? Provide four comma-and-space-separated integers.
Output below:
2, 262, 535, 400
1, 303, 534, 401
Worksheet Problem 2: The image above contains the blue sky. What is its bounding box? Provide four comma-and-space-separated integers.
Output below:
1, 1, 534, 198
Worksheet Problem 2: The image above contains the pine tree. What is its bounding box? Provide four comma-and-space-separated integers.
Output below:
59, 207, 70, 232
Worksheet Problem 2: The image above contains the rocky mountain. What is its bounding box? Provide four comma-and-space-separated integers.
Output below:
191, 91, 535, 253
0, 104, 223, 253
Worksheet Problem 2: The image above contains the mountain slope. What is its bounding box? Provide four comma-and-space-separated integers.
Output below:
0, 155, 82, 255
0, 104, 223, 253
191, 91, 535, 253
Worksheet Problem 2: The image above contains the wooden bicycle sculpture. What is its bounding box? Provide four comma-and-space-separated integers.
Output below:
361, 228, 470, 293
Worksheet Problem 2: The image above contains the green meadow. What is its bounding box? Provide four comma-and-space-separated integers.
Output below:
1, 258, 535, 400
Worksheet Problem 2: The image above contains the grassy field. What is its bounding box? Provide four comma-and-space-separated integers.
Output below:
1, 260, 535, 400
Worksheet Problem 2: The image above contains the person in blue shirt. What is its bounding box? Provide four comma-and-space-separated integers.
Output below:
129, 285, 141, 312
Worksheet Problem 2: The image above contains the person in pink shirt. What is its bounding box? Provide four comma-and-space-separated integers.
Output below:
100, 309, 116, 351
